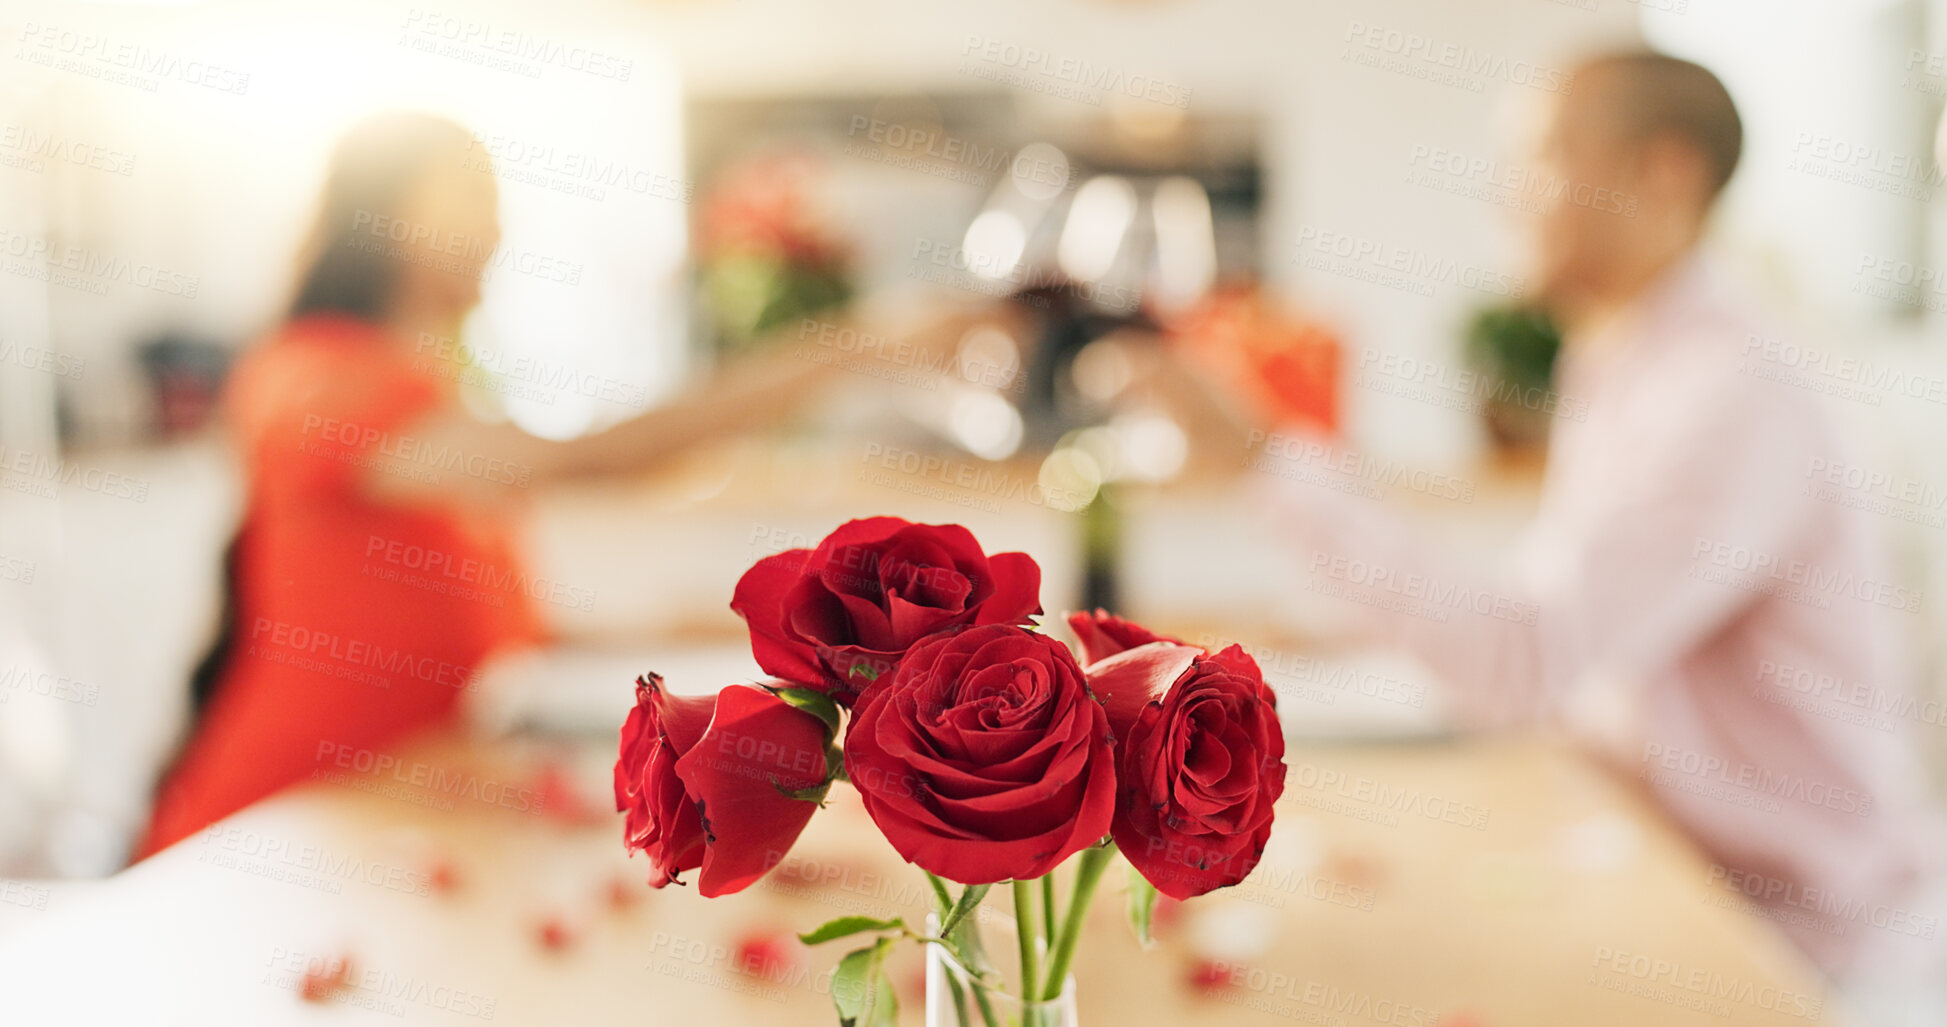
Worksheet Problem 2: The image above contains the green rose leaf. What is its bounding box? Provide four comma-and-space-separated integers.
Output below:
831, 937, 899, 1027
797, 915, 905, 946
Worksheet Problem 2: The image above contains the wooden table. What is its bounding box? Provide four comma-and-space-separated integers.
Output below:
0, 732, 1842, 1026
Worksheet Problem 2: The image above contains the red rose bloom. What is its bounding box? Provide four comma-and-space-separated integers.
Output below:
614, 674, 831, 897
1066, 609, 1191, 665
1085, 641, 1285, 899
844, 625, 1115, 884
733, 518, 1042, 701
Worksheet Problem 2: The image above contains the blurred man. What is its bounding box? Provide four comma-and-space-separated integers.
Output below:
1268, 53, 1940, 996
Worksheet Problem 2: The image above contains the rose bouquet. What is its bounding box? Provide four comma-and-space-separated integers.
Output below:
615, 517, 1287, 1026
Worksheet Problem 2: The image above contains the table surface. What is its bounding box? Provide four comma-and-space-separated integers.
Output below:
0, 730, 1843, 1026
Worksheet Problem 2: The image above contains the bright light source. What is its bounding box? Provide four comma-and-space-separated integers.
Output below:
1058, 176, 1137, 283
956, 324, 1020, 390
1113, 411, 1189, 482
1038, 446, 1103, 513
1071, 337, 1133, 404
1010, 142, 1070, 201
949, 390, 1024, 460
1151, 176, 1216, 314
963, 209, 1027, 281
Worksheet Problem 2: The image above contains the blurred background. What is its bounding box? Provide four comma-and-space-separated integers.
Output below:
2, 0, 1947, 1019
4, 0, 1947, 874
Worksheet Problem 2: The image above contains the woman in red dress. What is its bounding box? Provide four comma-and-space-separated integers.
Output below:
139, 114, 835, 856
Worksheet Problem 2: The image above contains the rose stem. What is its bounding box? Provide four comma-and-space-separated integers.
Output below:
1039, 843, 1114, 1002
1011, 879, 1040, 1000
1039, 876, 1057, 951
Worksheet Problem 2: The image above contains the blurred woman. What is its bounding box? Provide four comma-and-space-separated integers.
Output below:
138, 113, 837, 857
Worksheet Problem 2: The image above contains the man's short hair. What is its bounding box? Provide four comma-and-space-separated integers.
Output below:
1577, 52, 1743, 198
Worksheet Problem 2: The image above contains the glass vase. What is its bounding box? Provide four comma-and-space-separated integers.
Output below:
924, 917, 1078, 1027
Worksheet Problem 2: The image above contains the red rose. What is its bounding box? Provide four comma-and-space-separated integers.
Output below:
1066, 609, 1190, 664
733, 518, 1042, 701
1085, 641, 1285, 899
844, 624, 1115, 884
614, 674, 831, 897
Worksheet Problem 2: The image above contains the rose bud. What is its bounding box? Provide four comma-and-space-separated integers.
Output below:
614, 674, 832, 897
844, 624, 1115, 884
1065, 609, 1192, 665
733, 518, 1042, 702
1084, 642, 1286, 900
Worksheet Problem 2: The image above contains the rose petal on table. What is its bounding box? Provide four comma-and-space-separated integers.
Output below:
427, 856, 460, 896
535, 915, 576, 952
733, 930, 800, 979
297, 953, 353, 1002
1185, 958, 1232, 995
605, 874, 639, 912
1319, 847, 1387, 890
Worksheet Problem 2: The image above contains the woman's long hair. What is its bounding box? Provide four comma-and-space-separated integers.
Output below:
186, 113, 477, 717
287, 112, 479, 321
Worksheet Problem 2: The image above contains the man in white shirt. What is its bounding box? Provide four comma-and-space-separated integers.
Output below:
1267, 52, 1941, 1008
